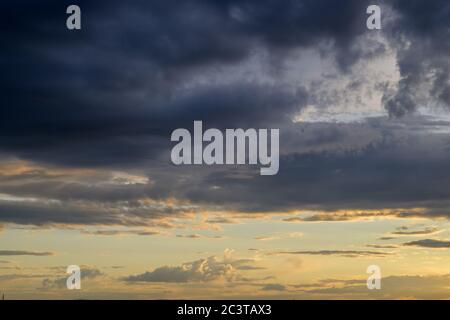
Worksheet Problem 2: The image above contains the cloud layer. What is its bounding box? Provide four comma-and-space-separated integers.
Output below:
0, 0, 449, 228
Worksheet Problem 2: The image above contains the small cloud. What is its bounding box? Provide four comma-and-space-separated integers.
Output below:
81, 229, 160, 236
274, 250, 392, 258
0, 250, 54, 256
261, 284, 286, 291
231, 258, 264, 271
254, 236, 275, 241
366, 244, 398, 249
176, 234, 202, 239
392, 226, 440, 236
42, 267, 103, 289
283, 217, 304, 222
205, 217, 237, 224
0, 273, 49, 281
296, 274, 450, 299
403, 239, 450, 248
235, 265, 265, 270
283, 211, 396, 222
176, 234, 223, 239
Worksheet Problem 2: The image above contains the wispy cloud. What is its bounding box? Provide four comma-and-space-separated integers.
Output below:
296, 275, 450, 299
254, 232, 303, 241
176, 234, 223, 239
0, 250, 54, 256
81, 229, 161, 236
392, 226, 440, 236
366, 244, 398, 249
42, 267, 103, 289
403, 239, 450, 248
274, 250, 392, 258
261, 284, 286, 291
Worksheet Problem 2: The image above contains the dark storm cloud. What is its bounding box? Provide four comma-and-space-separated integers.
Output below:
0, 201, 126, 226
3, 116, 450, 227
0, 0, 375, 168
172, 118, 450, 213
1, 1, 450, 228
0, 197, 195, 227
0, 175, 149, 203
382, 0, 450, 117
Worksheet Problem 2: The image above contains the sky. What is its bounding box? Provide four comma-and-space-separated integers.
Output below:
1, 0, 450, 299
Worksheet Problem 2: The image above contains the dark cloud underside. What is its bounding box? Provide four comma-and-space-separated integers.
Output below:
0, 1, 450, 227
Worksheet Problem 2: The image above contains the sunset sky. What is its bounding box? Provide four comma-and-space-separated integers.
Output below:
1, 0, 450, 299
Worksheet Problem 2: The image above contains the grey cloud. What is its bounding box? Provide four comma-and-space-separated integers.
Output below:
81, 229, 161, 236
275, 250, 391, 257
382, 0, 450, 117
379, 237, 396, 241
4, 116, 450, 228
284, 211, 396, 222
122, 255, 262, 283
261, 284, 286, 291
179, 116, 450, 215
3, 0, 375, 169
176, 234, 202, 239
0, 196, 194, 227
205, 217, 238, 224
122, 256, 238, 283
0, 274, 50, 281
302, 274, 450, 299
0, 250, 54, 256
403, 239, 450, 248
392, 226, 439, 235
366, 244, 398, 249
235, 265, 265, 271
0, 1, 449, 229
42, 267, 103, 289
176, 234, 223, 239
